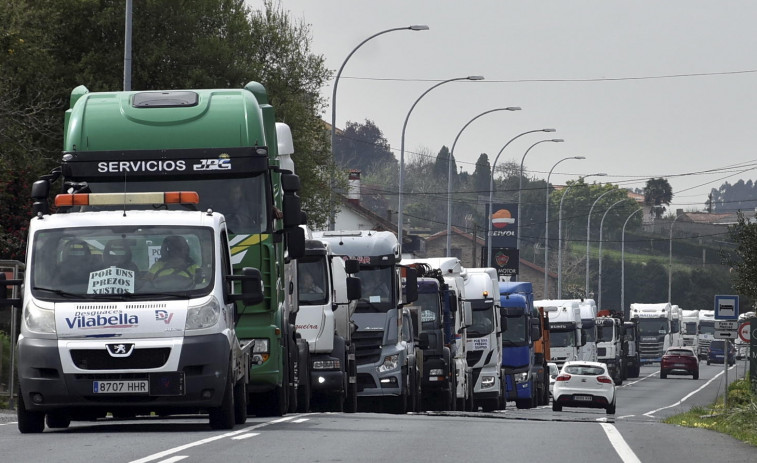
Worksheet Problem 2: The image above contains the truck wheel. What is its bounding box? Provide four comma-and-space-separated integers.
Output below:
45, 411, 71, 429
17, 389, 45, 434
233, 378, 247, 425
296, 341, 311, 413
344, 345, 358, 414
209, 363, 235, 430
515, 399, 530, 409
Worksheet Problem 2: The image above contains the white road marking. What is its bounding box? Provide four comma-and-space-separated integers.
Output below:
617, 369, 659, 388
292, 418, 309, 423
643, 365, 733, 417
129, 414, 313, 463
231, 432, 260, 440
600, 423, 642, 463
157, 457, 188, 463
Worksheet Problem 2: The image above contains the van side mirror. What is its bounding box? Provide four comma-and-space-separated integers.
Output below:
227, 267, 264, 306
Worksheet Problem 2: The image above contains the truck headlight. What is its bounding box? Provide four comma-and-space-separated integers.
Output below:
481, 375, 495, 389
378, 354, 399, 373
313, 360, 341, 370
186, 296, 221, 330
514, 372, 529, 383
24, 301, 55, 334
251, 338, 270, 364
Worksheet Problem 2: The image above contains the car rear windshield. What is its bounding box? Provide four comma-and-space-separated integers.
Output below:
666, 349, 695, 356
564, 365, 605, 376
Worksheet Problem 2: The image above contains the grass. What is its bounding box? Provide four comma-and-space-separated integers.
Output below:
663, 378, 757, 446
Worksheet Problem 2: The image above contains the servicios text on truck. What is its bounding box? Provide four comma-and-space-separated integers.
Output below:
50, 82, 308, 417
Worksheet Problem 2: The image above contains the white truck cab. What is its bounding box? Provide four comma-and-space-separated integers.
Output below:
536, 299, 583, 369
6, 191, 263, 433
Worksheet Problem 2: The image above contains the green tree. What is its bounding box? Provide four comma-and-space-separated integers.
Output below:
333, 119, 395, 175
0, 0, 335, 239
722, 211, 757, 299
644, 177, 673, 219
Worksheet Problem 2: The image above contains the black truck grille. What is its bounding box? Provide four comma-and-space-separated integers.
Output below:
352, 330, 384, 365
70, 348, 171, 370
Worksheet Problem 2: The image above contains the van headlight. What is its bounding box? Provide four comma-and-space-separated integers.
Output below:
24, 301, 56, 334
186, 296, 221, 330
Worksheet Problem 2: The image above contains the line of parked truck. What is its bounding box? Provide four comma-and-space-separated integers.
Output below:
1, 81, 734, 434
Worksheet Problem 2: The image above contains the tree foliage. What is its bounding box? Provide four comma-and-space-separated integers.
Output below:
644, 177, 673, 219
0, 0, 335, 245
722, 211, 757, 299
707, 179, 757, 214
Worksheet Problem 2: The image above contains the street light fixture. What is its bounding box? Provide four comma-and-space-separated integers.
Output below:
557, 173, 606, 297
585, 187, 617, 297
329, 25, 429, 229
622, 208, 643, 318
517, 137, 561, 254
597, 198, 632, 309
544, 156, 583, 297
484, 129, 557, 265
446, 107, 523, 257
398, 75, 484, 254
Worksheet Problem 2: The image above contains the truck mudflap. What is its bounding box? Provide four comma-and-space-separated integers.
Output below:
18, 333, 232, 412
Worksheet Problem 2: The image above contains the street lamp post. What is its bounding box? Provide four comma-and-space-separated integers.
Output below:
544, 156, 584, 298
668, 212, 683, 303
597, 198, 632, 309
484, 129, 557, 265
585, 188, 616, 297
557, 173, 606, 297
398, 76, 484, 254
329, 25, 429, 229
516, 137, 562, 253
446, 107, 524, 257
622, 208, 643, 318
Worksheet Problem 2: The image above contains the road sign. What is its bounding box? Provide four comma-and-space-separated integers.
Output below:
715, 330, 738, 340
739, 321, 751, 343
715, 320, 738, 330
715, 295, 739, 320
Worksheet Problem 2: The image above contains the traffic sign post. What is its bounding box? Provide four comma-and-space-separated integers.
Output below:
714, 295, 739, 320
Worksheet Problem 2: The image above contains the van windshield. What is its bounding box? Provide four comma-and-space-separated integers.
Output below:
31, 226, 214, 300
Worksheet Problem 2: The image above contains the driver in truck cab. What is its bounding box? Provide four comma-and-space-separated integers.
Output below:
146, 235, 199, 283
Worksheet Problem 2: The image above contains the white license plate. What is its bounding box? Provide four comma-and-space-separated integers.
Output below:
573, 395, 593, 402
93, 380, 149, 394
674, 363, 688, 368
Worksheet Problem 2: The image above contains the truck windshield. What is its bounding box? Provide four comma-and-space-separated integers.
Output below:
30, 226, 214, 300
637, 318, 669, 336
297, 257, 328, 305
356, 266, 393, 313
468, 301, 494, 337
582, 320, 597, 342
405, 292, 441, 330
501, 314, 527, 345
77, 176, 268, 235
699, 322, 716, 335
597, 325, 615, 342
550, 329, 576, 348
684, 322, 698, 335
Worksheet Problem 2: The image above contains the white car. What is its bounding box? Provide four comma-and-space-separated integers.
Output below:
552, 361, 616, 414
548, 362, 559, 398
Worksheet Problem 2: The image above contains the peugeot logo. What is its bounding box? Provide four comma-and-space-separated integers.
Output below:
106, 343, 135, 357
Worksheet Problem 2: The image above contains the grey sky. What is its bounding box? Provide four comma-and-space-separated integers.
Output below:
259, 1, 757, 213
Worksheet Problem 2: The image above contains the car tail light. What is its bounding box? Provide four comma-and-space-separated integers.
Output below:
597, 376, 613, 384
556, 374, 571, 382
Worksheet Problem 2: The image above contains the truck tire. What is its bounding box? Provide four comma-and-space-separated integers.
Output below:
233, 378, 247, 425
344, 344, 358, 413
209, 362, 235, 430
515, 399, 530, 409
17, 389, 45, 434
296, 340, 311, 413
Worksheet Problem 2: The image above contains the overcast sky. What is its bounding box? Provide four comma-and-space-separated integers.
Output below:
255, 1, 757, 213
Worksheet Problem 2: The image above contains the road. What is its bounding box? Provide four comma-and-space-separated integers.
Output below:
0, 362, 753, 463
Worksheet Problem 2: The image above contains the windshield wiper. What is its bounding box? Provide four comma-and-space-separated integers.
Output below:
33, 287, 91, 298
